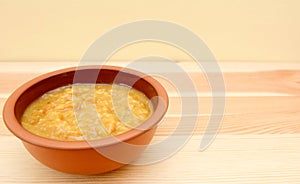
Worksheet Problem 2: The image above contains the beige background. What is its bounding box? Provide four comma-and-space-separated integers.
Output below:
0, 0, 299, 62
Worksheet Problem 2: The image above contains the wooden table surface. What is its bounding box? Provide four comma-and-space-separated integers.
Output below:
1, 61, 300, 183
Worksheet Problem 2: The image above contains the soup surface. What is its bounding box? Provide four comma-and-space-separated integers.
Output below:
21, 84, 153, 141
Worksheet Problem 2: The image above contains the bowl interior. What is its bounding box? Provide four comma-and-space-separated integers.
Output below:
4, 65, 168, 149
14, 67, 160, 122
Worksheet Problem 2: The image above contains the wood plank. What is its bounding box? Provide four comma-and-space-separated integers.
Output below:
2, 96, 300, 136
0, 72, 41, 94
1, 70, 300, 95
1, 61, 300, 95
224, 70, 300, 95
1, 62, 300, 183
1, 135, 300, 183
1, 61, 300, 72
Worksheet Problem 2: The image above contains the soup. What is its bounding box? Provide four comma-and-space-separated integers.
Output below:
21, 84, 153, 141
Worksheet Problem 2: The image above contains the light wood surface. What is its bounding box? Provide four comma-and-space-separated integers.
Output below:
1, 61, 300, 183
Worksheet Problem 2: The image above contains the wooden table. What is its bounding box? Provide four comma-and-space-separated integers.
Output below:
1, 61, 300, 183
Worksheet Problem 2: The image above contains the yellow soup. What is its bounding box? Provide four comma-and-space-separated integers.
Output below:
21, 84, 153, 141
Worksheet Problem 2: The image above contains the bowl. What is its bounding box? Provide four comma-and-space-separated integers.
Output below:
3, 65, 168, 175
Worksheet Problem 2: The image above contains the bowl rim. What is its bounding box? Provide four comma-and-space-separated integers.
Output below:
3, 65, 169, 150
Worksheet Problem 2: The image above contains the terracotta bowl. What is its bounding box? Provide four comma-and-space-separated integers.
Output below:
3, 65, 168, 175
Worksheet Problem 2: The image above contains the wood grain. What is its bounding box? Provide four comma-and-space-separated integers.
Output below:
1, 61, 300, 183
1, 135, 300, 184
2, 70, 300, 95
2, 96, 300, 136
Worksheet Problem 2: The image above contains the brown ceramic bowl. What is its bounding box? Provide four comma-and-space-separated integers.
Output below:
3, 65, 168, 175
